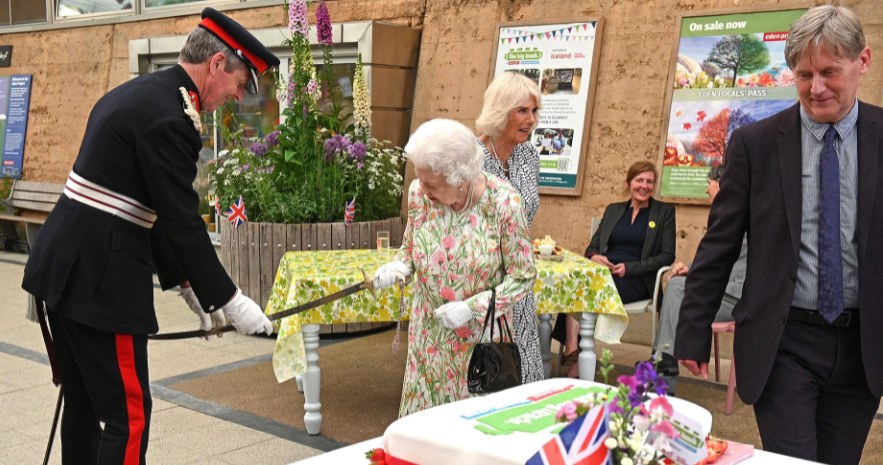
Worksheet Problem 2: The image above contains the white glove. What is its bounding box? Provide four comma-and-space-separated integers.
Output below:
220, 289, 274, 335
373, 261, 411, 290
434, 301, 473, 329
180, 286, 227, 340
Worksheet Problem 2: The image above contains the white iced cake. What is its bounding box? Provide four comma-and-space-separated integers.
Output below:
383, 379, 610, 465
381, 378, 713, 465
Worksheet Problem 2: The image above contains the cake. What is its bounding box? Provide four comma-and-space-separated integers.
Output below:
381, 378, 713, 465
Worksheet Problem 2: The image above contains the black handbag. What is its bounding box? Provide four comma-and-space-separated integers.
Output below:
467, 288, 522, 393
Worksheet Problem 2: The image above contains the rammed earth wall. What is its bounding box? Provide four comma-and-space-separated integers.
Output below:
6, 0, 883, 262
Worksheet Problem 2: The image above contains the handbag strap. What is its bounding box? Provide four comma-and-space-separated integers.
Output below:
477, 288, 516, 343
478, 288, 497, 342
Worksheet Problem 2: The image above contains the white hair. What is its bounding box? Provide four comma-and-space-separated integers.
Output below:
404, 118, 483, 186
475, 71, 542, 137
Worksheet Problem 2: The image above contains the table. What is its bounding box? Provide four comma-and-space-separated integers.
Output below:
289, 437, 823, 465
265, 248, 628, 434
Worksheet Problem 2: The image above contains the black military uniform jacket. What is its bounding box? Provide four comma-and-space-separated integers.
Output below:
22, 65, 236, 335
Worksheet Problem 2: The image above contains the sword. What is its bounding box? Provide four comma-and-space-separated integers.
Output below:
149, 269, 378, 340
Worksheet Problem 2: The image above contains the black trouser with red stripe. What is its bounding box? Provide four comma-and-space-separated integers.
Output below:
48, 312, 151, 465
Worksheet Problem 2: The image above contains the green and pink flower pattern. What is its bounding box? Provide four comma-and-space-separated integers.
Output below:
395, 174, 537, 416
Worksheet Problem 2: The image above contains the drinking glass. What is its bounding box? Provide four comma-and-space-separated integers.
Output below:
376, 230, 390, 251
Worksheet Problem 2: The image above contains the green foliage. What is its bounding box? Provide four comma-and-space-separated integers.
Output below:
209, 2, 405, 224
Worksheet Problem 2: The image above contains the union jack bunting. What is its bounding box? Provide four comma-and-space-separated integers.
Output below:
525, 404, 611, 465
223, 195, 248, 228
344, 196, 356, 226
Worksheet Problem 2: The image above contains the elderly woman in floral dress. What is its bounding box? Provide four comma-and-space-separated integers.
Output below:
373, 118, 537, 416
476, 71, 544, 383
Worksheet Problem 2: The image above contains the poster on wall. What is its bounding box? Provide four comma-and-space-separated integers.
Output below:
658, 8, 806, 199
0, 74, 32, 179
491, 18, 604, 196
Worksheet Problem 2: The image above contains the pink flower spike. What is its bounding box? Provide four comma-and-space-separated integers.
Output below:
651, 419, 679, 439
648, 396, 674, 417
316, 0, 333, 46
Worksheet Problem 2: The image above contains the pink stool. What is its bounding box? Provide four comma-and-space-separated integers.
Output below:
711, 321, 736, 415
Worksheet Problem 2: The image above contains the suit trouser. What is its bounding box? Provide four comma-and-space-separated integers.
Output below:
652, 276, 736, 355
753, 313, 878, 465
48, 312, 151, 465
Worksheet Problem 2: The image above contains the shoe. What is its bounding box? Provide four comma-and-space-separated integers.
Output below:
656, 353, 680, 377
558, 349, 580, 378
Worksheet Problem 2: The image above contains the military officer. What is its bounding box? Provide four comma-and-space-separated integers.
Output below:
22, 8, 278, 464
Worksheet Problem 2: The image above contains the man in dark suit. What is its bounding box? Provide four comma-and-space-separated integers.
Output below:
675, 6, 881, 465
22, 8, 277, 464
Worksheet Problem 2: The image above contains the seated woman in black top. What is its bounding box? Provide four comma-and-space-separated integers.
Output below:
553, 160, 676, 377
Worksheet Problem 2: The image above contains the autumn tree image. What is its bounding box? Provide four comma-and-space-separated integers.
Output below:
704, 34, 770, 83
693, 108, 730, 163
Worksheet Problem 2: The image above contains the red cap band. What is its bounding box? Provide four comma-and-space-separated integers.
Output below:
199, 17, 269, 74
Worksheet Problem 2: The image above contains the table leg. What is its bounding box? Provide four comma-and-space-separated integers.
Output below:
578, 312, 597, 381
538, 314, 552, 379
302, 323, 323, 435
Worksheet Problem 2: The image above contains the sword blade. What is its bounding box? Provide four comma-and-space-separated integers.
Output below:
148, 279, 372, 340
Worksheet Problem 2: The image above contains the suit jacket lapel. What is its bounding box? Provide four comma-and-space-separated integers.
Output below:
857, 101, 879, 254
777, 105, 803, 262
642, 198, 659, 259
601, 202, 627, 252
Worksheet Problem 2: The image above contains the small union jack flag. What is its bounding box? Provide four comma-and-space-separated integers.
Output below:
223, 195, 248, 228
526, 404, 611, 465
344, 196, 356, 226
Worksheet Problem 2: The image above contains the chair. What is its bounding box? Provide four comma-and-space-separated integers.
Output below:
711, 321, 736, 415
622, 265, 671, 344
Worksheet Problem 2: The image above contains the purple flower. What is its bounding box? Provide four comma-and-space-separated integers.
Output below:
634, 361, 657, 384
307, 79, 318, 95
316, 0, 333, 46
349, 141, 367, 160
324, 137, 340, 160
251, 142, 268, 157
357, 162, 364, 170
287, 81, 298, 106
265, 130, 281, 147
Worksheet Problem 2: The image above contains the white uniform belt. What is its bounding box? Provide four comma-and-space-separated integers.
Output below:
63, 171, 157, 229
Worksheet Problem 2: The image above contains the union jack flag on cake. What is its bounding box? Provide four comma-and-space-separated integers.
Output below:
526, 404, 611, 465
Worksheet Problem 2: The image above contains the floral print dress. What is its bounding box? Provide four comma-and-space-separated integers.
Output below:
480, 140, 544, 384
395, 174, 536, 417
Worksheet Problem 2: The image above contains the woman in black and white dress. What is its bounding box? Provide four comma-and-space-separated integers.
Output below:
476, 71, 543, 383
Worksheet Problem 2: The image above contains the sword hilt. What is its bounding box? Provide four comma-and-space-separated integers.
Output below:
361, 268, 378, 300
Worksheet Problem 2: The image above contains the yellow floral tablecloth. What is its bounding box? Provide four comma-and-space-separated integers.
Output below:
266, 248, 628, 382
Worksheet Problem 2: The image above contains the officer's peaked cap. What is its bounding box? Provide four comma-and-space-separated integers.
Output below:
199, 7, 280, 94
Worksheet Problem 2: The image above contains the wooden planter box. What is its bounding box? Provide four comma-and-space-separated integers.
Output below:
218, 217, 405, 335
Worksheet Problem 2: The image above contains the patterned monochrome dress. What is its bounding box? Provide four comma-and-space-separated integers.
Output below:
396, 175, 536, 416
480, 140, 544, 384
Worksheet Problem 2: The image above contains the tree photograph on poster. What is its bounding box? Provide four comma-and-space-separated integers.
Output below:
491, 18, 603, 196
659, 8, 806, 199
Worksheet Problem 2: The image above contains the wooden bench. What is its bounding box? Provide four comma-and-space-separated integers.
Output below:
0, 180, 64, 251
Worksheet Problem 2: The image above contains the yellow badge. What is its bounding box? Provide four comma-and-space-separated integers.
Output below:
649, 221, 657, 229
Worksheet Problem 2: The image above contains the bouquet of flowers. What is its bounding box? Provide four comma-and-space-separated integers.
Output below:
209, 0, 405, 224
550, 350, 678, 465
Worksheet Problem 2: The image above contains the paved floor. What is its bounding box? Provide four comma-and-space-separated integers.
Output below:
0, 250, 326, 465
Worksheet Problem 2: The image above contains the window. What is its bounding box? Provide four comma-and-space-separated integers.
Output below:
144, 0, 213, 8
57, 0, 132, 18
0, 0, 46, 26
